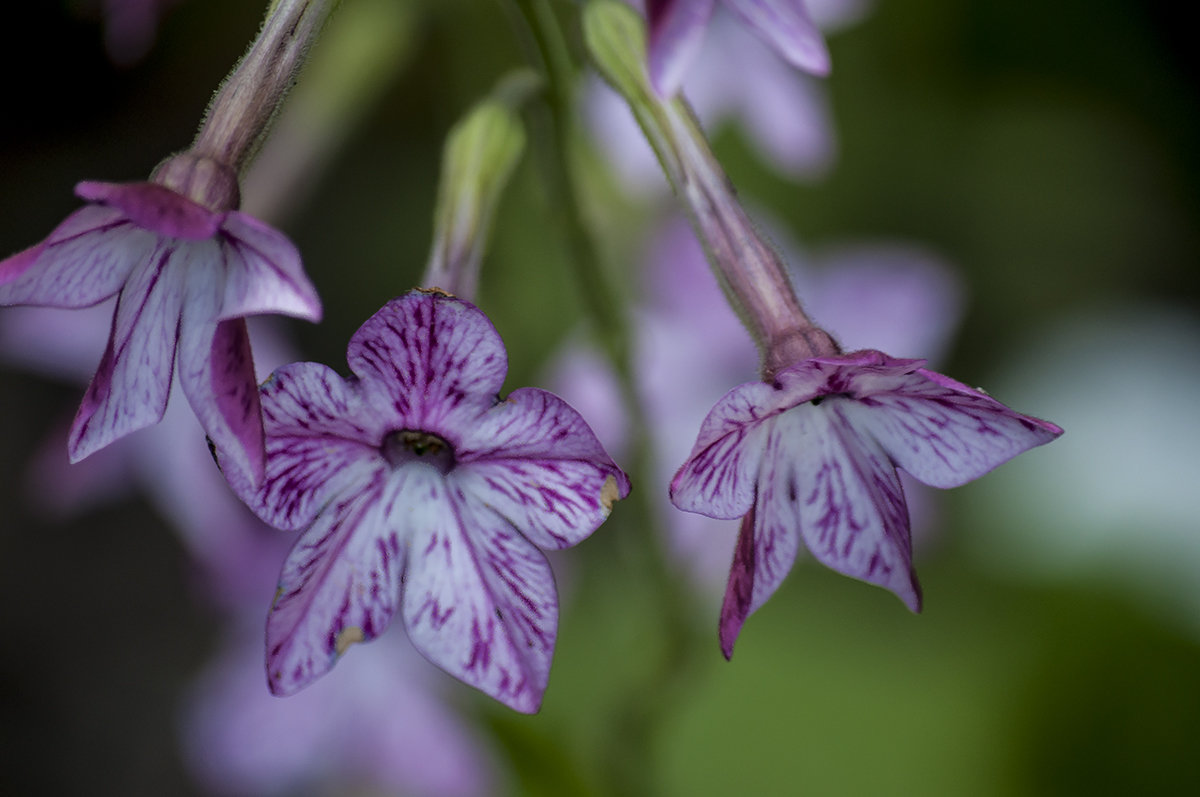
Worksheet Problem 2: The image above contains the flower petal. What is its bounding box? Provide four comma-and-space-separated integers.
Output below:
76, 180, 222, 240
718, 507, 762, 658
347, 292, 507, 435
266, 475, 405, 696
841, 368, 1064, 489
403, 478, 558, 713
670, 379, 777, 519
646, 0, 717, 96
178, 316, 267, 485
452, 387, 629, 549
0, 205, 150, 307
68, 242, 186, 461
227, 360, 381, 531
217, 212, 322, 322
782, 403, 921, 609
725, 0, 831, 76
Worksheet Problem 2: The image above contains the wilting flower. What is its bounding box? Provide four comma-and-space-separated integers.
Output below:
224, 290, 629, 713
671, 350, 1063, 656
0, 177, 321, 485
645, 0, 831, 96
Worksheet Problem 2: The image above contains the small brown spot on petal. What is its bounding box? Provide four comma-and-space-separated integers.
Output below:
600, 475, 620, 512
335, 626, 364, 655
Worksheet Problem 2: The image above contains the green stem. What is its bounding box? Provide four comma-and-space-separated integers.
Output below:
502, 5, 707, 796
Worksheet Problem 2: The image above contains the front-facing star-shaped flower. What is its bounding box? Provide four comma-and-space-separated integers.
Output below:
0, 178, 321, 483
225, 291, 630, 713
670, 350, 1062, 657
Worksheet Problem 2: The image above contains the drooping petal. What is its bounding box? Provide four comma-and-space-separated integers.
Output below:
725, 0, 831, 76
670, 379, 778, 518
217, 212, 322, 322
402, 477, 558, 713
347, 292, 507, 435
782, 402, 921, 609
267, 475, 405, 696
0, 205, 151, 307
840, 368, 1064, 489
718, 506, 760, 658
645, 0, 717, 96
452, 387, 629, 549
227, 360, 381, 531
177, 315, 266, 485
68, 241, 186, 461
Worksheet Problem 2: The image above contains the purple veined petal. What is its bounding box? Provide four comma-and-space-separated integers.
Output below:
347, 292, 507, 435
226, 360, 382, 531
68, 240, 187, 462
217, 212, 322, 323
0, 205, 151, 307
402, 478, 558, 714
76, 180, 223, 240
267, 474, 405, 697
719, 506, 761, 658
452, 387, 629, 550
788, 402, 921, 608
646, 0, 718, 96
840, 368, 1064, 489
670, 379, 780, 518
725, 0, 831, 76
177, 315, 267, 485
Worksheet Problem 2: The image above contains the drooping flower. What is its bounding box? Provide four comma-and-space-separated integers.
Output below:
645, 0, 831, 96
223, 290, 630, 713
0, 0, 335, 484
550, 216, 964, 591
0, 175, 321, 485
671, 350, 1063, 657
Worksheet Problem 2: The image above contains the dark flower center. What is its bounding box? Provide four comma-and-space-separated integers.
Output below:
380, 430, 456, 474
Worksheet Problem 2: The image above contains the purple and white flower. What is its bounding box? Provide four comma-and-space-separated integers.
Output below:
0, 179, 321, 485
224, 290, 629, 713
670, 349, 1063, 657
1, 305, 500, 795
551, 217, 965, 592
645, 0, 831, 96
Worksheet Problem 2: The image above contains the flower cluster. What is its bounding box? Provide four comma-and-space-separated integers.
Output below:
2, 3, 1063, 784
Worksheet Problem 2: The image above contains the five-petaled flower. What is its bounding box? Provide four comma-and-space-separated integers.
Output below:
670, 350, 1063, 657
0, 177, 321, 484
646, 0, 830, 96
223, 290, 630, 713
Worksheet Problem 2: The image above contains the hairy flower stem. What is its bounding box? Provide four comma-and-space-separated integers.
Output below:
584, 0, 839, 381
192, 0, 339, 175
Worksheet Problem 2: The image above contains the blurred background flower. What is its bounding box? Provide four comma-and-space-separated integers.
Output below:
2, 0, 1198, 795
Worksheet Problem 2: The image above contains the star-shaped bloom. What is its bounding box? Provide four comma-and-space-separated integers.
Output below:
224, 290, 630, 713
670, 350, 1062, 657
646, 0, 831, 96
0, 178, 322, 484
